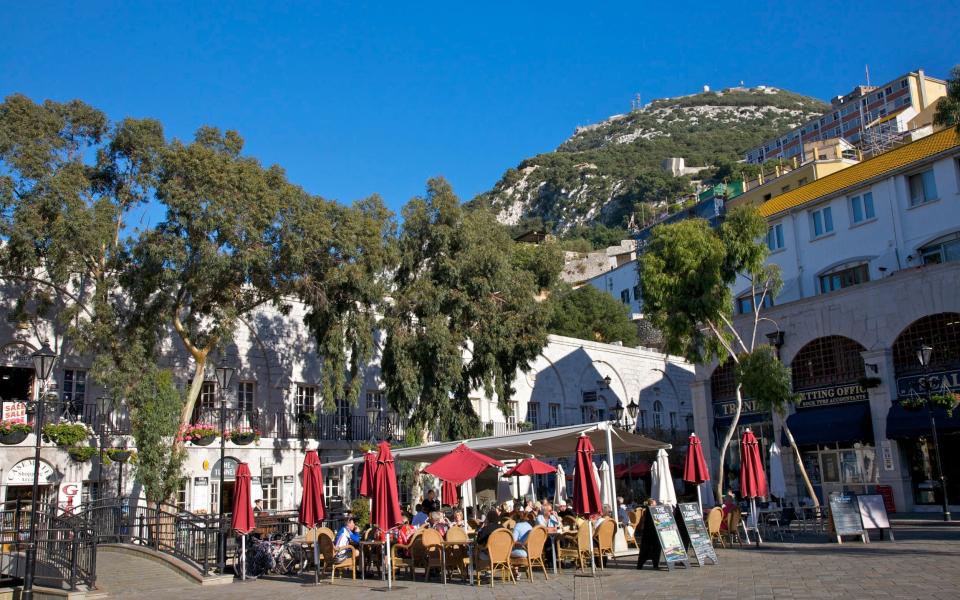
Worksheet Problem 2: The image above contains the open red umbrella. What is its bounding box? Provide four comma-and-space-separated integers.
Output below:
423, 443, 503, 485
298, 450, 326, 584
358, 450, 377, 498
572, 434, 602, 516
740, 428, 768, 545
503, 458, 556, 477
231, 463, 256, 580
683, 433, 711, 510
441, 479, 458, 506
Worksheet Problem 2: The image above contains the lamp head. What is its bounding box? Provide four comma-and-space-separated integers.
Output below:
612, 401, 624, 423
626, 399, 640, 420
31, 342, 57, 381
916, 343, 933, 368
215, 360, 235, 390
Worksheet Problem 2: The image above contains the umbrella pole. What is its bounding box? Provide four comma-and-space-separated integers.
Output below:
588, 518, 596, 577
386, 532, 392, 590
313, 526, 320, 585
241, 534, 246, 580
697, 485, 703, 513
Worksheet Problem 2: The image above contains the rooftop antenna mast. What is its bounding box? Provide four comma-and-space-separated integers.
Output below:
631, 93, 642, 112
865, 64, 871, 86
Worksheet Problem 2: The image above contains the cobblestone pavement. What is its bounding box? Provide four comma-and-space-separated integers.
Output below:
97, 525, 960, 599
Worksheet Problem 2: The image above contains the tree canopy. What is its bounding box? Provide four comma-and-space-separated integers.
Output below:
547, 284, 639, 346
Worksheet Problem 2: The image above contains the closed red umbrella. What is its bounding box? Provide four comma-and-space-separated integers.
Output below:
503, 458, 556, 477
372, 441, 402, 529
358, 450, 377, 498
423, 443, 503, 485
572, 434, 603, 516
683, 433, 711, 510
231, 463, 256, 580
740, 428, 768, 545
740, 429, 768, 499
298, 450, 326, 583
441, 479, 458, 506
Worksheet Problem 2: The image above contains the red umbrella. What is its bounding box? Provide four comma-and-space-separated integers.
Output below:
231, 462, 256, 580
572, 434, 602, 516
441, 479, 458, 506
358, 450, 377, 498
372, 441, 403, 529
422, 443, 504, 485
740, 429, 768, 499
740, 428, 768, 545
683, 433, 711, 510
503, 458, 556, 477
299, 450, 326, 584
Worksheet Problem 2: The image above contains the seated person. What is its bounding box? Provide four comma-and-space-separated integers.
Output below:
537, 501, 561, 529
411, 504, 429, 527
511, 514, 534, 558
421, 489, 440, 514
476, 509, 502, 560
392, 515, 417, 557
334, 517, 361, 563
719, 493, 737, 533
556, 501, 575, 518
428, 511, 449, 538
451, 510, 471, 533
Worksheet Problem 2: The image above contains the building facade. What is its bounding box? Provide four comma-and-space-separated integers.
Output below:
0, 294, 694, 515
744, 70, 946, 164
693, 128, 960, 513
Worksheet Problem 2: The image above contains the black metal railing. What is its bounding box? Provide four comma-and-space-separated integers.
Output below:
0, 499, 98, 591
189, 408, 409, 443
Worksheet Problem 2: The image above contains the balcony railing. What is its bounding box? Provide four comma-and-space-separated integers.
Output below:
190, 408, 408, 443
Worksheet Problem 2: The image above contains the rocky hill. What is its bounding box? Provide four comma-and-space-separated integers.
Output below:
473, 87, 830, 232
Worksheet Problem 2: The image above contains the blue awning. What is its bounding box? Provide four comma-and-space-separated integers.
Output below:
784, 403, 873, 446
886, 400, 960, 439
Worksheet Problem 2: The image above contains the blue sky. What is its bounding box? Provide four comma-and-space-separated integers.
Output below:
2, 1, 957, 224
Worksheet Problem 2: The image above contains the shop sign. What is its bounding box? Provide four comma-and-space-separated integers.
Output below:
2, 401, 28, 424
713, 398, 764, 419
6, 459, 55, 484
880, 440, 894, 471
0, 342, 35, 368
194, 476, 209, 486
896, 369, 960, 398
211, 458, 238, 480
795, 383, 868, 409
58, 482, 80, 513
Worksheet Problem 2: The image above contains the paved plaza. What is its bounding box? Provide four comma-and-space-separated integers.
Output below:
95, 524, 960, 600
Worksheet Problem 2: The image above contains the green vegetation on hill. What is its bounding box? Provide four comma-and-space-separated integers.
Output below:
474, 88, 829, 232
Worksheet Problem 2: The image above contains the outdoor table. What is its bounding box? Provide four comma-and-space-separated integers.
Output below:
358, 540, 384, 581
546, 530, 561, 575
433, 539, 470, 584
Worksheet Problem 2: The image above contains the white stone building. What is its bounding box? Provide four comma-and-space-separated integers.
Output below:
0, 293, 694, 515
693, 128, 960, 513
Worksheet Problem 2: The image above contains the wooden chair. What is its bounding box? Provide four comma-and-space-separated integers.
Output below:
561, 515, 578, 529
557, 525, 591, 571
361, 528, 382, 576
511, 525, 549, 581
445, 526, 470, 581
501, 518, 516, 529
390, 530, 421, 580
316, 532, 355, 580
474, 528, 516, 587
624, 510, 638, 548
707, 508, 725, 548
420, 528, 445, 582
726, 509, 744, 548
593, 519, 616, 568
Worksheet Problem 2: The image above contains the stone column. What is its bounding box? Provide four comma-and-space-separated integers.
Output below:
862, 348, 912, 511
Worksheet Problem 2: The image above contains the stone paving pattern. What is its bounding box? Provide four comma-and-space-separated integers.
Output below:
96, 526, 960, 599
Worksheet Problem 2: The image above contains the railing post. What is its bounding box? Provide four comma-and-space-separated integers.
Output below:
69, 530, 79, 591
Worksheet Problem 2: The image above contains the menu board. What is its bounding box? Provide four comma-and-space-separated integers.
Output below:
678, 503, 718, 566
648, 504, 689, 570
828, 492, 868, 544
857, 495, 894, 540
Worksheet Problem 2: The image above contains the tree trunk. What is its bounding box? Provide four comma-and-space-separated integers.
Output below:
781, 423, 820, 508
179, 357, 209, 431
409, 426, 430, 511
715, 384, 744, 503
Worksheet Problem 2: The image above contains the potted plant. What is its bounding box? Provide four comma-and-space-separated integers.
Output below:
296, 411, 317, 424
42, 422, 92, 446
67, 447, 98, 462
108, 448, 133, 463
229, 428, 260, 446
180, 425, 219, 446
517, 420, 534, 431
0, 420, 32, 445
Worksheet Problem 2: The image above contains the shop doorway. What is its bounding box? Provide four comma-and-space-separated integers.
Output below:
800, 443, 878, 503
0, 366, 33, 402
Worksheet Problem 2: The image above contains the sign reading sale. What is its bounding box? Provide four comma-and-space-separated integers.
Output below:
2, 401, 28, 424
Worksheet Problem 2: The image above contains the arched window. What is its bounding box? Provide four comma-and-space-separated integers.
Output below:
920, 232, 960, 265
710, 359, 737, 403
891, 313, 960, 377
653, 400, 663, 429
791, 336, 866, 390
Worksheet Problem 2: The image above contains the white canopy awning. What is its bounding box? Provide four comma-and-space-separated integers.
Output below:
323, 421, 670, 469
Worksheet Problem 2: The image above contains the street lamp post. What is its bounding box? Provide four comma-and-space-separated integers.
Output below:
96, 394, 110, 504
917, 343, 951, 522
626, 399, 640, 431
22, 342, 57, 600
215, 361, 235, 573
